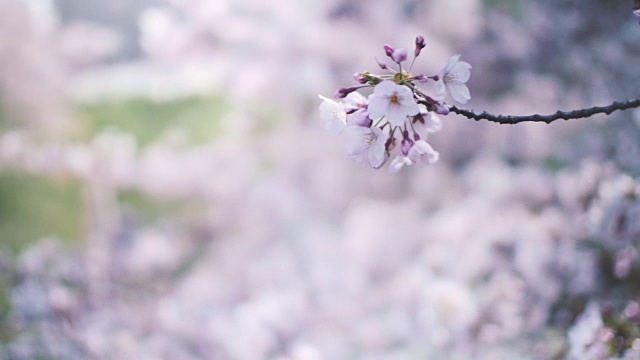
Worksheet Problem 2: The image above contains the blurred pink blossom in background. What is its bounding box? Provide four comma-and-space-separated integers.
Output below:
1, 0, 640, 359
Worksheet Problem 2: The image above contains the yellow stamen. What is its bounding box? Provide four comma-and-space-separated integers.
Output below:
363, 133, 376, 148
444, 73, 457, 83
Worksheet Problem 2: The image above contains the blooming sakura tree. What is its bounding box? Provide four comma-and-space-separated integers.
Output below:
321, 3, 640, 172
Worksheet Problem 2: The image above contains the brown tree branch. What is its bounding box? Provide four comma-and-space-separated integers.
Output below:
447, 98, 640, 125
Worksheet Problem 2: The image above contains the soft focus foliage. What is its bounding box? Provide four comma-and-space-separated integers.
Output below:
1, 0, 640, 359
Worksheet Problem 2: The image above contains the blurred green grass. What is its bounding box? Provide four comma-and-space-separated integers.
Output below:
0, 171, 83, 253
0, 95, 227, 252
75, 95, 228, 147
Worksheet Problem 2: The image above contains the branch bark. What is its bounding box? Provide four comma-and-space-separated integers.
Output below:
447, 98, 640, 125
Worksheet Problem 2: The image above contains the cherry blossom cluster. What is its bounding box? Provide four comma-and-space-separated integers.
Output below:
319, 35, 471, 172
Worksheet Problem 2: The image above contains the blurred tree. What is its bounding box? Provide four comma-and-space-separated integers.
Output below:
55, 0, 158, 60
0, 0, 68, 131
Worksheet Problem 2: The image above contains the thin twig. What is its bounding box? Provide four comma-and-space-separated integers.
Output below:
447, 98, 640, 125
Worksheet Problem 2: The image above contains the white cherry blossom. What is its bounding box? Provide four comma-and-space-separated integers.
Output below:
435, 54, 471, 104
367, 80, 419, 127
344, 92, 371, 126
413, 111, 442, 140
389, 155, 413, 173
318, 95, 347, 135
408, 139, 439, 166
345, 125, 387, 168
343, 92, 368, 111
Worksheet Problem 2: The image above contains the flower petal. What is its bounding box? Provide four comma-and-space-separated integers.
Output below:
347, 108, 370, 126
373, 80, 398, 96
365, 127, 386, 168
451, 61, 471, 83
447, 83, 471, 104
399, 97, 420, 116
389, 155, 413, 173
413, 112, 442, 140
318, 95, 346, 134
344, 126, 370, 156
434, 80, 446, 101
396, 84, 414, 98
318, 95, 342, 115
385, 104, 410, 127
408, 140, 439, 166
367, 94, 387, 120
327, 120, 346, 134
441, 54, 461, 74
424, 112, 442, 133
344, 92, 368, 110
368, 149, 386, 168
372, 126, 388, 148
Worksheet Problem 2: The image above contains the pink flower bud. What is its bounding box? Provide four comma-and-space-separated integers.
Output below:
392, 48, 408, 64
375, 58, 388, 70
415, 35, 425, 57
371, 152, 389, 169
353, 72, 368, 84
385, 137, 397, 152
383, 44, 394, 58
434, 102, 450, 115
334, 86, 360, 98
401, 138, 413, 155
414, 75, 428, 83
